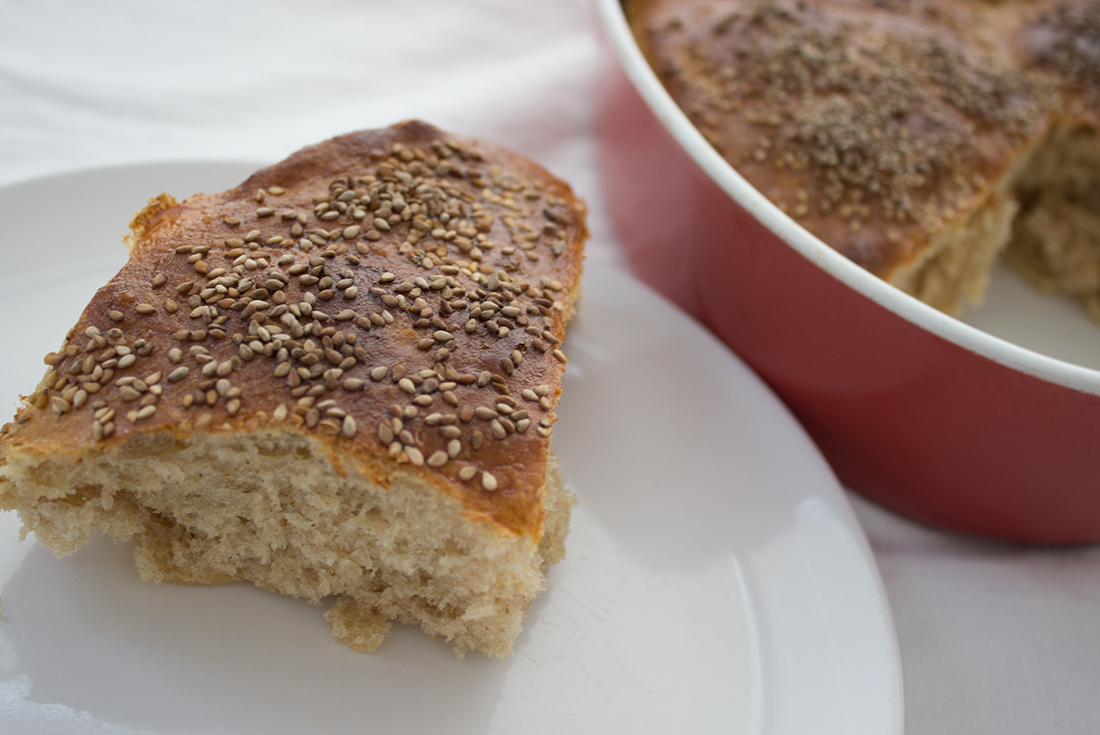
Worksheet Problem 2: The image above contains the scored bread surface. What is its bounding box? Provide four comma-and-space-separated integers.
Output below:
628, 0, 1100, 317
0, 120, 586, 658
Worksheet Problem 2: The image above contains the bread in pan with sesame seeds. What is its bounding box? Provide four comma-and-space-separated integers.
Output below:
0, 120, 585, 658
627, 0, 1100, 318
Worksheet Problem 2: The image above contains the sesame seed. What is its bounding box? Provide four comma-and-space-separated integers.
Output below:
458, 466, 478, 481
427, 450, 448, 467
342, 415, 357, 437
167, 366, 190, 382
481, 472, 498, 491
406, 446, 425, 466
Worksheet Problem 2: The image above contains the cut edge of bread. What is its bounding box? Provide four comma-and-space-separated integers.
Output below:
0, 428, 575, 658
888, 123, 1100, 319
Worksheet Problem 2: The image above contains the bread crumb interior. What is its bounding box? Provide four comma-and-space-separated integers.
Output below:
887, 124, 1100, 318
0, 430, 574, 658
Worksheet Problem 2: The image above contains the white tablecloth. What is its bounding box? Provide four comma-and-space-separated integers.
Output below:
3, 1, 1099, 732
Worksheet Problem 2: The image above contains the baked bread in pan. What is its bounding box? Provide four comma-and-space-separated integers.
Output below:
0, 120, 585, 658
628, 0, 1100, 317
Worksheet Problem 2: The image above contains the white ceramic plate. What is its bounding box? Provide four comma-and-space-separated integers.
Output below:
0, 164, 902, 735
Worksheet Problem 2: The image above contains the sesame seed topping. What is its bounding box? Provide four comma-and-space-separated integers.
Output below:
22, 128, 581, 530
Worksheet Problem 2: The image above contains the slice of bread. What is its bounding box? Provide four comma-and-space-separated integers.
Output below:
0, 121, 587, 658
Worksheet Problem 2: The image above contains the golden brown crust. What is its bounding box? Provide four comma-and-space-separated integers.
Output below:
0, 120, 587, 539
627, 0, 1100, 281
